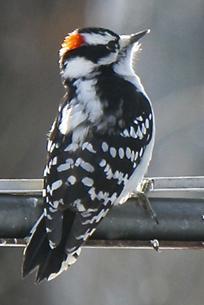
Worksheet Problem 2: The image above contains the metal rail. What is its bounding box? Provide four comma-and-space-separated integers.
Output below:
0, 176, 204, 194
0, 177, 204, 249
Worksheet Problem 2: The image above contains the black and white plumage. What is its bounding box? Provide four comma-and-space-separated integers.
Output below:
22, 27, 155, 283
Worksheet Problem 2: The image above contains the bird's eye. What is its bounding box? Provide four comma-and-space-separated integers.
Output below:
106, 41, 117, 51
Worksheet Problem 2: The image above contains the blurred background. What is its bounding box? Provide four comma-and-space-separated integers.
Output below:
0, 0, 204, 304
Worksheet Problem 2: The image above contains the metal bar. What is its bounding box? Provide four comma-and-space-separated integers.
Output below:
0, 191, 204, 248
0, 177, 204, 195
1, 239, 204, 250
0, 179, 43, 194
151, 176, 204, 193
0, 195, 42, 239
85, 240, 204, 250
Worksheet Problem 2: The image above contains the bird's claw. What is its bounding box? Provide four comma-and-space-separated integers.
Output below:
133, 179, 158, 224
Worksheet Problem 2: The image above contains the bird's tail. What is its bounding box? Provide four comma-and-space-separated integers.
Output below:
22, 211, 81, 284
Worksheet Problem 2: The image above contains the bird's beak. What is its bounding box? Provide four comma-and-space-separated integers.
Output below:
130, 29, 150, 44
119, 29, 150, 49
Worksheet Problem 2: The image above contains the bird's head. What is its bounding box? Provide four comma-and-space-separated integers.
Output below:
59, 27, 149, 80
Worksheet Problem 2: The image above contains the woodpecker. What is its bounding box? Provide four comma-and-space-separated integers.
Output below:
22, 27, 155, 283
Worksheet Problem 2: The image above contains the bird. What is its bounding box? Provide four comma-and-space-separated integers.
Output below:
22, 27, 155, 283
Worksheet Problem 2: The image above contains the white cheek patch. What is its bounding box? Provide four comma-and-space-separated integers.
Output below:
98, 52, 118, 65
62, 57, 97, 79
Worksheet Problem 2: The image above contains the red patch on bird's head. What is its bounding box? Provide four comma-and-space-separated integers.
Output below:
60, 32, 85, 58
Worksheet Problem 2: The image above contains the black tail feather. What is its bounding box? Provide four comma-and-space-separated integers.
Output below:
22, 210, 76, 283
22, 214, 48, 278
35, 241, 67, 283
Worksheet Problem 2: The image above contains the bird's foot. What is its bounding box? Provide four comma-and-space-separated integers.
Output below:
133, 179, 158, 224
150, 239, 160, 252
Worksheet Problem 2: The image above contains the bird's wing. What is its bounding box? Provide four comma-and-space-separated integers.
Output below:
43, 88, 154, 251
